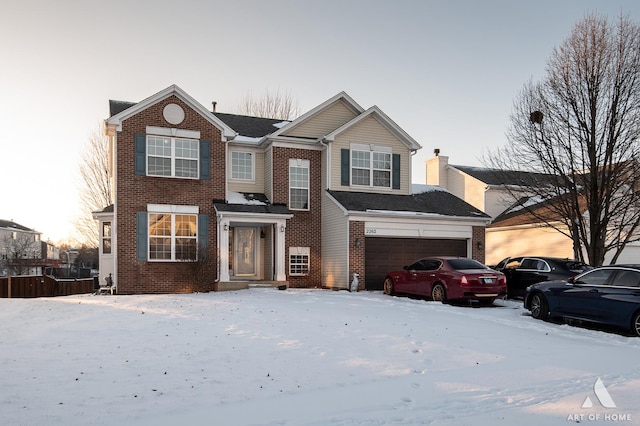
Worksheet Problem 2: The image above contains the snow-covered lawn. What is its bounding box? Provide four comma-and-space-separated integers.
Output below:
1, 289, 638, 425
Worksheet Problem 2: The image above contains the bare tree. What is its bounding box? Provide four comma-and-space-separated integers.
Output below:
73, 124, 113, 247
238, 89, 301, 120
486, 14, 640, 266
2, 232, 41, 276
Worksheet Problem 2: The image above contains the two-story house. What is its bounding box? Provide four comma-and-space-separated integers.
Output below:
97, 85, 490, 294
0, 219, 42, 276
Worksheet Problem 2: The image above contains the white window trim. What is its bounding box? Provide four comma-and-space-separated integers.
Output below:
229, 151, 255, 182
146, 134, 200, 179
350, 143, 392, 189
289, 246, 310, 276
146, 204, 200, 262
289, 158, 310, 211
146, 126, 200, 139
147, 204, 199, 214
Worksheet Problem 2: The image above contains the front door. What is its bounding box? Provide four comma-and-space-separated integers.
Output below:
234, 227, 257, 277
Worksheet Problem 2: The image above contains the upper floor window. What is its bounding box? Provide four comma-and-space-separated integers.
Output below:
147, 135, 199, 178
289, 159, 309, 210
350, 144, 392, 188
231, 151, 253, 180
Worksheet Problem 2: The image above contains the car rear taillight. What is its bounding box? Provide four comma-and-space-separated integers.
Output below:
460, 275, 469, 286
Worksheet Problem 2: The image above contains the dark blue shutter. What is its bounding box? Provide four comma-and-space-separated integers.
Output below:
199, 140, 211, 180
136, 212, 148, 261
198, 214, 209, 251
135, 134, 146, 176
341, 149, 350, 186
392, 154, 401, 189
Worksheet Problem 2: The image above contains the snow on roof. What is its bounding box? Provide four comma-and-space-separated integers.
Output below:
272, 121, 290, 129
227, 191, 267, 205
410, 184, 450, 194
503, 195, 546, 214
233, 135, 263, 144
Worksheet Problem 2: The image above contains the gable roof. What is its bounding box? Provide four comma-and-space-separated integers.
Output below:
324, 105, 421, 151
327, 189, 489, 219
105, 84, 237, 139
451, 165, 556, 187
270, 92, 364, 139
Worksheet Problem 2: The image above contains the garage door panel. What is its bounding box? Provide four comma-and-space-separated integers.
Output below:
365, 238, 467, 290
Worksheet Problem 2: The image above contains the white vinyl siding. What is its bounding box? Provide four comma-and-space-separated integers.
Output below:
330, 116, 411, 194
282, 100, 358, 139
321, 194, 350, 289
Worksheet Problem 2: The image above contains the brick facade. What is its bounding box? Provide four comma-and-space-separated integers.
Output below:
472, 225, 486, 264
272, 147, 323, 288
116, 96, 223, 293
349, 221, 365, 290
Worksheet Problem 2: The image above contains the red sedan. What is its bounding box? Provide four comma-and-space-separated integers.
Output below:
383, 257, 507, 304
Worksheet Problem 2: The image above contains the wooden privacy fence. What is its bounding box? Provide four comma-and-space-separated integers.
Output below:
0, 275, 95, 298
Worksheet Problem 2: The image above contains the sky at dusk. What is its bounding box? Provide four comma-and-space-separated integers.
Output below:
2, 0, 640, 243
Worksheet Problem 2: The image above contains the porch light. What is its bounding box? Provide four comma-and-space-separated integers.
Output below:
476, 241, 483, 250
280, 225, 285, 232
223, 224, 228, 231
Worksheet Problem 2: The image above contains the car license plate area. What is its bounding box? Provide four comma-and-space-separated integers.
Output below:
481, 277, 494, 284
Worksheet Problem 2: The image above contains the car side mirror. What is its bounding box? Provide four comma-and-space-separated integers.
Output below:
403, 265, 409, 271
567, 277, 575, 284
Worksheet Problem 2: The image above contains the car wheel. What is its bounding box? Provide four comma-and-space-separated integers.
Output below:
383, 277, 395, 296
530, 293, 549, 320
631, 311, 640, 337
431, 283, 447, 303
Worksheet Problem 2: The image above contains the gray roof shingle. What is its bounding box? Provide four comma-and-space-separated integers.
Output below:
0, 219, 35, 232
452, 165, 556, 187
214, 113, 286, 138
327, 190, 489, 218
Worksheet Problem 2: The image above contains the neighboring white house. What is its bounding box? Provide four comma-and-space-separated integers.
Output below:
0, 219, 42, 276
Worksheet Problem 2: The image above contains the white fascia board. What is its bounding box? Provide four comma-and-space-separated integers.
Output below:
486, 220, 564, 232
270, 91, 364, 138
214, 211, 294, 221
106, 84, 237, 140
269, 139, 324, 151
347, 210, 490, 225
92, 211, 114, 220
323, 106, 421, 151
